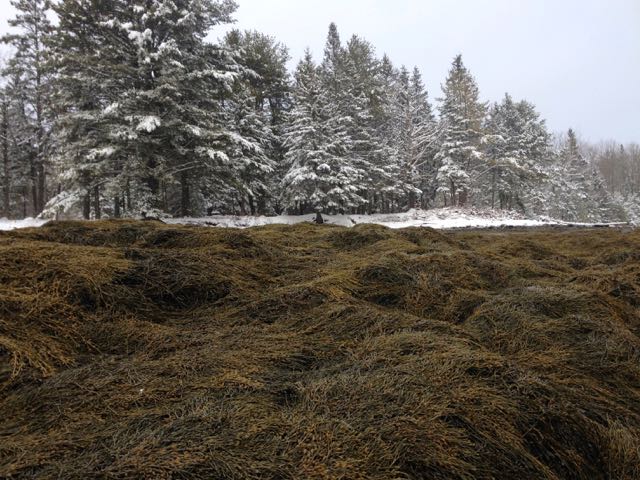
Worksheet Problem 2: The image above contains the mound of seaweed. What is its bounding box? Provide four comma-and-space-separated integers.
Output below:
1, 221, 639, 479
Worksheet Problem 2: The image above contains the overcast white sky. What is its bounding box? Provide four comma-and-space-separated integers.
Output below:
1, 0, 638, 143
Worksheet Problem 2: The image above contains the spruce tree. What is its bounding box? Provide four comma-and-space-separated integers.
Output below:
389, 66, 438, 209
543, 129, 625, 222
2, 0, 54, 215
283, 24, 370, 217
342, 35, 385, 212
223, 29, 290, 124
370, 54, 400, 212
0, 64, 36, 218
282, 50, 364, 216
223, 29, 291, 214
483, 94, 550, 212
50, 0, 245, 218
225, 85, 277, 215
435, 55, 486, 207
0, 88, 10, 218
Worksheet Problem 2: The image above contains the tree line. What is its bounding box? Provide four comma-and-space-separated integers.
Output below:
0, 0, 637, 222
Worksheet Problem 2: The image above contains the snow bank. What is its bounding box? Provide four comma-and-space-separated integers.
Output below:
0, 218, 48, 231
0, 208, 627, 232
167, 208, 557, 230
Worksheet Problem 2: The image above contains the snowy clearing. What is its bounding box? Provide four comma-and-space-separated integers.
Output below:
0, 218, 48, 231
167, 208, 623, 230
0, 208, 629, 232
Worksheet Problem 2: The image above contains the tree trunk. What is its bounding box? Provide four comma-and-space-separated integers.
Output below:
1, 99, 9, 218
114, 195, 121, 218
126, 179, 132, 211
491, 169, 496, 209
30, 158, 38, 217
248, 194, 256, 216
162, 181, 168, 213
35, 22, 46, 215
93, 185, 101, 219
145, 159, 160, 211
408, 191, 416, 210
37, 163, 46, 213
257, 196, 266, 216
237, 196, 246, 215
83, 193, 91, 219
180, 171, 191, 217
449, 180, 457, 207
22, 186, 27, 218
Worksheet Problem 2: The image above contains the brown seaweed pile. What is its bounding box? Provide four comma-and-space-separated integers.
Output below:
1, 220, 639, 479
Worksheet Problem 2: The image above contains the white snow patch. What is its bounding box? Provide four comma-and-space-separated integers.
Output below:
136, 116, 161, 133
0, 218, 47, 231
167, 208, 586, 230
1, 208, 628, 232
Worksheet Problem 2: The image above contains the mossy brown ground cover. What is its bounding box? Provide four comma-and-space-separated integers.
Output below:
1, 221, 639, 479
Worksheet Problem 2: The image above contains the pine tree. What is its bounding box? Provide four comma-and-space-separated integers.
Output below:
0, 87, 10, 218
342, 35, 385, 212
50, 0, 244, 218
225, 85, 277, 215
389, 66, 438, 209
435, 55, 486, 207
586, 167, 626, 221
2, 0, 54, 215
0, 64, 36, 218
282, 50, 364, 216
281, 51, 326, 214
321, 23, 344, 95
223, 29, 290, 124
482, 94, 550, 212
283, 24, 370, 218
369, 53, 400, 213
542, 129, 625, 222
50, 0, 145, 218
223, 29, 291, 214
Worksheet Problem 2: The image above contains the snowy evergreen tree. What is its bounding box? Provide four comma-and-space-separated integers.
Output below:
224, 29, 290, 125
368, 54, 402, 213
281, 24, 373, 218
50, 0, 251, 218
542, 129, 625, 222
224, 85, 277, 215
594, 142, 640, 221
1, 0, 54, 215
0, 5, 630, 221
389, 66, 438, 209
341, 35, 387, 212
482, 94, 550, 212
0, 88, 8, 218
435, 55, 486, 206
0, 61, 40, 218
282, 50, 365, 216
0, 84, 23, 218
223, 29, 291, 214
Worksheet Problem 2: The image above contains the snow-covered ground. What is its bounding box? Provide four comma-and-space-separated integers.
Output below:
0, 217, 48, 231
167, 208, 588, 229
165, 208, 551, 230
0, 208, 628, 232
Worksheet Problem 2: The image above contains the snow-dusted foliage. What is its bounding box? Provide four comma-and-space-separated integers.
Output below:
388, 66, 439, 209
282, 49, 365, 214
537, 129, 626, 222
0, 5, 633, 222
1, 0, 54, 217
481, 94, 549, 212
50, 0, 247, 218
435, 55, 486, 207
